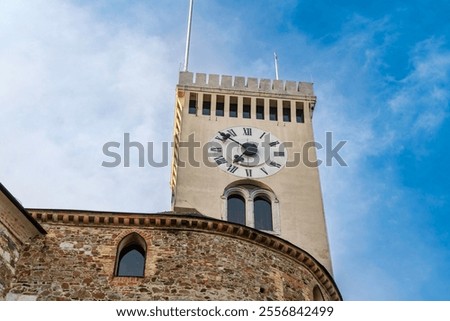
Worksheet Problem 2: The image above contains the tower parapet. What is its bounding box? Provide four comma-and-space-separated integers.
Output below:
178, 71, 315, 97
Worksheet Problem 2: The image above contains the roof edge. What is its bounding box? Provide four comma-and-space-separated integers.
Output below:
0, 183, 47, 234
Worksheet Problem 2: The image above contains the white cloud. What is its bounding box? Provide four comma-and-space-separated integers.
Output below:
0, 1, 181, 212
388, 38, 450, 134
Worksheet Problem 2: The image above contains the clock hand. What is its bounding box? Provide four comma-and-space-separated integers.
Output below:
233, 142, 259, 163
233, 151, 246, 163
218, 131, 246, 148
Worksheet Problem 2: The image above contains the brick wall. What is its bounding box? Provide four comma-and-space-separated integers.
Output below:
6, 211, 340, 301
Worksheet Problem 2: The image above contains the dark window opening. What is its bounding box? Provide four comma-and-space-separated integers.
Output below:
216, 95, 224, 116
283, 101, 291, 122
117, 244, 146, 277
256, 99, 264, 120
188, 93, 197, 115
254, 196, 272, 230
283, 108, 291, 122
296, 109, 304, 123
230, 97, 238, 118
256, 106, 264, 119
202, 95, 211, 116
296, 102, 304, 123
269, 107, 277, 121
243, 105, 251, 118
216, 103, 224, 116
227, 194, 246, 225
269, 100, 278, 121
243, 98, 251, 119
230, 104, 238, 117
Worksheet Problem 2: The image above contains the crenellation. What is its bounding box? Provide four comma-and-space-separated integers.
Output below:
208, 74, 220, 87
285, 80, 297, 92
259, 78, 272, 91
178, 71, 314, 96
221, 75, 232, 88
298, 82, 314, 96
178, 71, 193, 85
234, 76, 245, 88
247, 77, 258, 90
195, 73, 207, 85
273, 79, 284, 91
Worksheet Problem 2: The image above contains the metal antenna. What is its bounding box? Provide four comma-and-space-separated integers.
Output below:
183, 0, 194, 72
274, 52, 279, 80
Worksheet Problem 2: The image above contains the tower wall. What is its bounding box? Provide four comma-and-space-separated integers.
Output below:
171, 72, 332, 272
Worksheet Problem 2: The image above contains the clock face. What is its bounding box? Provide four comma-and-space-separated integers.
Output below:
208, 126, 287, 178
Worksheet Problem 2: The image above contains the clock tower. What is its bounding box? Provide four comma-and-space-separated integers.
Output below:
171, 71, 332, 272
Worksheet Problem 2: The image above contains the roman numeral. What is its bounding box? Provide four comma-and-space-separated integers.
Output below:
260, 168, 269, 175
227, 165, 238, 173
243, 127, 252, 136
226, 129, 237, 137
210, 147, 222, 153
245, 169, 252, 177
274, 151, 285, 157
269, 161, 281, 168
214, 156, 227, 165
269, 141, 280, 147
259, 132, 266, 139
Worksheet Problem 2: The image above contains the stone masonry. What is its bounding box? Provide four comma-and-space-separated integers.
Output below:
5, 209, 341, 301
0, 184, 45, 300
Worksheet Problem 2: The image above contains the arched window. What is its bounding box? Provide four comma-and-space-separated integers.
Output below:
222, 182, 280, 234
227, 194, 246, 225
313, 285, 324, 301
254, 196, 272, 231
115, 233, 146, 277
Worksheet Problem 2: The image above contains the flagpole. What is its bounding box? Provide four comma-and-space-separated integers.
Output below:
183, 0, 194, 72
274, 52, 279, 80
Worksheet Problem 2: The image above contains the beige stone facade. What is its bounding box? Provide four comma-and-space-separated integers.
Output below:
171, 72, 332, 272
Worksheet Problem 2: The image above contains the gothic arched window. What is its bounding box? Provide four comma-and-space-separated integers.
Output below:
227, 194, 246, 225
115, 233, 146, 277
254, 196, 272, 231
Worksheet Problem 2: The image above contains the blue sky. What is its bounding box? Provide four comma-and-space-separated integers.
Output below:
1, 0, 449, 300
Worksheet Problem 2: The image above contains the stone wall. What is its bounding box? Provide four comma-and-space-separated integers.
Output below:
7, 210, 341, 301
0, 226, 20, 299
0, 185, 46, 300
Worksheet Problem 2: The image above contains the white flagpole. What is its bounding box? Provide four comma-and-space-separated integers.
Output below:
183, 0, 194, 72
274, 52, 279, 80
